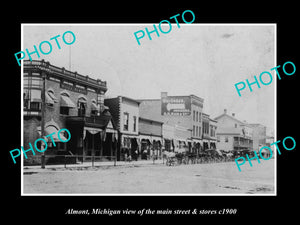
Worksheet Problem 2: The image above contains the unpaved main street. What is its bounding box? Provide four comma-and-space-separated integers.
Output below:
23, 159, 275, 194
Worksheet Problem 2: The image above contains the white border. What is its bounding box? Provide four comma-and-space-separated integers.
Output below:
21, 23, 277, 196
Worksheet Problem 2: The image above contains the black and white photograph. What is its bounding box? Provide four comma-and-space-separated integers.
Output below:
21, 24, 276, 195
4, 5, 298, 221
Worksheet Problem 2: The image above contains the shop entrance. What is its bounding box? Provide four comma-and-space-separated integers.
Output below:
84, 130, 101, 157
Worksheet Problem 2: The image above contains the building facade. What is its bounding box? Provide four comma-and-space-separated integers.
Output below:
202, 113, 210, 150
23, 60, 116, 165
139, 117, 163, 160
209, 118, 218, 149
138, 92, 205, 154
214, 109, 253, 153
104, 96, 140, 161
249, 123, 267, 152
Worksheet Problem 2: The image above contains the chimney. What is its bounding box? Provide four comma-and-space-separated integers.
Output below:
161, 92, 168, 98
224, 109, 227, 114
232, 113, 235, 117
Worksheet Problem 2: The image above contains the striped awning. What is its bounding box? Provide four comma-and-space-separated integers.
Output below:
37, 125, 67, 142
60, 95, 76, 108
91, 102, 100, 111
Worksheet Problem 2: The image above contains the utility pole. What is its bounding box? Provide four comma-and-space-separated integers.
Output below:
40, 69, 46, 169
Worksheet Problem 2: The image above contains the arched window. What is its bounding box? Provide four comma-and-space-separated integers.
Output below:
60, 91, 76, 115
46, 89, 58, 107
77, 96, 87, 117
91, 99, 100, 116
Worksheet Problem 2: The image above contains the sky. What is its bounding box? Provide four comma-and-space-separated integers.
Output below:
22, 24, 275, 132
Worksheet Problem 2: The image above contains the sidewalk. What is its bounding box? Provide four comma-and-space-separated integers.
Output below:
23, 159, 166, 173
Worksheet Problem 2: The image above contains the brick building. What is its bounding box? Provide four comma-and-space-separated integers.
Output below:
138, 92, 205, 154
23, 60, 117, 165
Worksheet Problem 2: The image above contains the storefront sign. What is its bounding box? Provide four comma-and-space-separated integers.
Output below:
60, 83, 87, 95
161, 96, 191, 116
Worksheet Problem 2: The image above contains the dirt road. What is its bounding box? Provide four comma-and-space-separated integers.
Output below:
23, 159, 275, 195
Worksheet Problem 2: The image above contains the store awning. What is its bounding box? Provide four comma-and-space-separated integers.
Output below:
48, 91, 58, 102
84, 127, 103, 134
91, 102, 100, 111
60, 95, 76, 108
78, 97, 87, 103
37, 125, 67, 142
45, 92, 55, 104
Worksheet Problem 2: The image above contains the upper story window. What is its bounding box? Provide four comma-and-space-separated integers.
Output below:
97, 92, 105, 112
23, 89, 41, 111
133, 116, 137, 132
23, 72, 42, 111
77, 97, 87, 117
91, 99, 100, 116
123, 112, 129, 131
46, 89, 58, 107
60, 92, 76, 115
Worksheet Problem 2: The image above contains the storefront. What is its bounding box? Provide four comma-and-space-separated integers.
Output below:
139, 134, 163, 160
66, 111, 115, 161
120, 134, 139, 161
102, 120, 118, 159
191, 140, 202, 155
